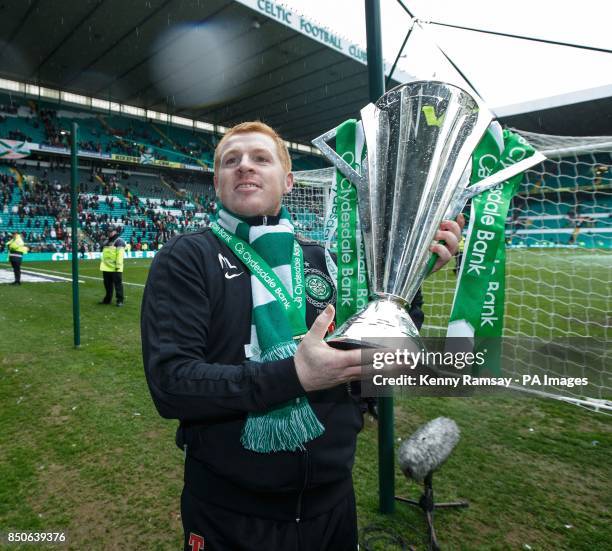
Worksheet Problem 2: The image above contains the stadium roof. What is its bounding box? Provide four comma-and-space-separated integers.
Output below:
0, 0, 610, 144
496, 86, 612, 137
0, 0, 404, 144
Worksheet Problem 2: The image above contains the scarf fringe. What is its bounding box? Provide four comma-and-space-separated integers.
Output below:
241, 397, 325, 453
260, 340, 298, 362
241, 340, 324, 453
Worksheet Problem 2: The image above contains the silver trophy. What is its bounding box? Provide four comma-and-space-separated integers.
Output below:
313, 80, 545, 348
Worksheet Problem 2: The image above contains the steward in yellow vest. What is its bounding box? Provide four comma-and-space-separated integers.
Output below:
99, 227, 126, 306
454, 236, 465, 275
7, 232, 28, 285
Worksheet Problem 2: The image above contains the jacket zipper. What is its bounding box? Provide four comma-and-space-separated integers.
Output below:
295, 448, 309, 523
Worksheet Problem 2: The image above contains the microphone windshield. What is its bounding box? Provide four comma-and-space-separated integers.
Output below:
398, 417, 460, 482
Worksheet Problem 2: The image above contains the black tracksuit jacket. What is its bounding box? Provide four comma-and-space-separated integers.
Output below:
141, 221, 424, 522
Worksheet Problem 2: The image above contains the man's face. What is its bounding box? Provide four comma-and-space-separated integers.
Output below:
214, 132, 293, 217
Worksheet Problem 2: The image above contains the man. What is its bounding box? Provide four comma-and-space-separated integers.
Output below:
454, 234, 465, 275
141, 122, 461, 550
99, 226, 125, 306
7, 231, 28, 285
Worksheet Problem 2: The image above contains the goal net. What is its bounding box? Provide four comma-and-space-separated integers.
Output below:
288, 131, 612, 412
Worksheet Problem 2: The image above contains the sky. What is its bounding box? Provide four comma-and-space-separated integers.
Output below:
282, 0, 612, 115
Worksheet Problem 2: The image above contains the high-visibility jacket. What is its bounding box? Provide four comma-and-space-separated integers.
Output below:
100, 237, 126, 272
7, 234, 28, 257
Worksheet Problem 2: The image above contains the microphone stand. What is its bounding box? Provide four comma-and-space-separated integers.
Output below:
395, 472, 468, 551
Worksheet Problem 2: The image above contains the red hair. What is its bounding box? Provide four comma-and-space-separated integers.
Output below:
214, 121, 292, 173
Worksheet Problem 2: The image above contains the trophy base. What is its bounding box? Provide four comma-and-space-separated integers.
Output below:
327, 295, 423, 350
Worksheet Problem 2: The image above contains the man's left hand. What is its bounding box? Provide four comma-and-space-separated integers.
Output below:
430, 214, 465, 273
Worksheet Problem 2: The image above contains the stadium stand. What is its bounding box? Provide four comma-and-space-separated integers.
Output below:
507, 152, 611, 248
2, 91, 609, 255
0, 92, 327, 255
0, 92, 216, 167
0, 163, 68, 253
0, 159, 216, 254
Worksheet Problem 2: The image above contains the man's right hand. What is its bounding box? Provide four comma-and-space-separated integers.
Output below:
294, 305, 366, 392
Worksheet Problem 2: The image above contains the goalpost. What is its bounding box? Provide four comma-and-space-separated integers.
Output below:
287, 130, 611, 412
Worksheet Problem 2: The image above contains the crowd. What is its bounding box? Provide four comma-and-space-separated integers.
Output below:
1, 99, 214, 168
0, 97, 311, 259
1, 166, 71, 252
110, 124, 214, 164
0, 102, 19, 115
1, 162, 216, 254
6, 129, 31, 142
163, 174, 217, 211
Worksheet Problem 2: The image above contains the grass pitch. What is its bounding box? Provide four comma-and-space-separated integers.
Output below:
0, 250, 610, 550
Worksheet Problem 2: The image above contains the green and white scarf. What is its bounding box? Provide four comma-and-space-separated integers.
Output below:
211, 205, 324, 453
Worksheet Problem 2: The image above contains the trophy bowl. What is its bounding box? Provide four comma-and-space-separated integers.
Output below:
313, 81, 545, 350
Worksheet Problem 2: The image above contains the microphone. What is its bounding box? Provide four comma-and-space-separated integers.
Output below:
398, 417, 460, 483
396, 417, 466, 551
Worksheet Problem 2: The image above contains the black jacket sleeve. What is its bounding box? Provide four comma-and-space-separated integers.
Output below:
140, 235, 305, 422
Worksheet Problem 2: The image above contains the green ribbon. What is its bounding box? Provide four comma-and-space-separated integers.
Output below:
448, 129, 536, 374
332, 119, 369, 325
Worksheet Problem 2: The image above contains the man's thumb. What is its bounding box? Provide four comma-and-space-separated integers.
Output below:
309, 304, 335, 340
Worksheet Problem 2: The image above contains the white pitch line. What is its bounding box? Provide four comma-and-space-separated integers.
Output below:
0, 263, 145, 287
0, 263, 84, 282
422, 324, 447, 331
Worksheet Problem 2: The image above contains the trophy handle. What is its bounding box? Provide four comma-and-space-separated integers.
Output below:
311, 127, 368, 189
447, 151, 547, 220
425, 149, 547, 275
